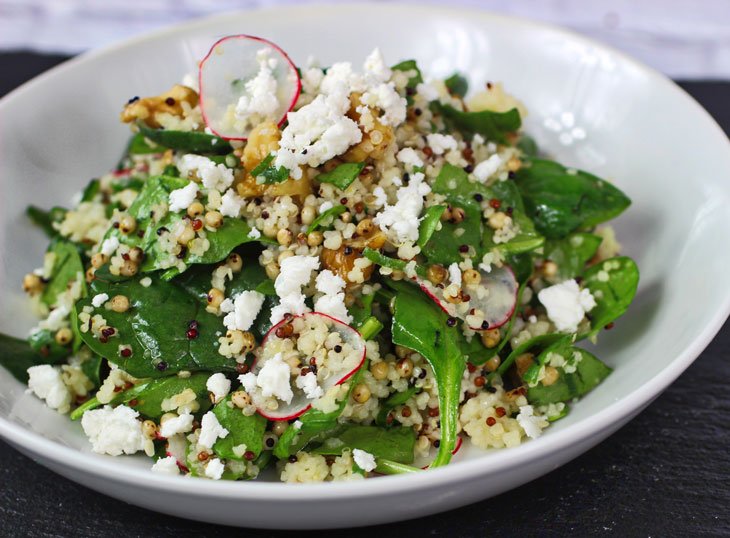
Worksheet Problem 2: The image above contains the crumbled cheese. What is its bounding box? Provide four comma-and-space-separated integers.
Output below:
91, 293, 109, 308
177, 154, 234, 192
256, 352, 293, 403
27, 365, 72, 413
80, 405, 145, 456
372, 186, 387, 208
313, 269, 352, 324
275, 90, 362, 179
352, 448, 377, 472
247, 227, 262, 239
416, 81, 440, 102
198, 411, 229, 449
270, 255, 320, 324
319, 200, 334, 214
219, 188, 245, 218
538, 279, 596, 333
396, 147, 424, 169
516, 405, 545, 439
151, 456, 180, 475
206, 373, 231, 404
373, 172, 431, 244
100, 236, 119, 257
448, 263, 462, 288
473, 154, 503, 183
168, 181, 199, 213
360, 82, 406, 126
238, 372, 257, 394
221, 290, 265, 331
205, 458, 225, 480
295, 372, 324, 400
293, 420, 303, 430
159, 411, 194, 438
37, 305, 70, 332
233, 48, 281, 131
426, 133, 458, 155
301, 67, 324, 95
363, 48, 391, 83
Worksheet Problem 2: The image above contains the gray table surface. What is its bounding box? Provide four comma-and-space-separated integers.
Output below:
1, 53, 728, 538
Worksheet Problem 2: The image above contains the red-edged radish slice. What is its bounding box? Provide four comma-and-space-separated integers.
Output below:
419, 265, 518, 330
199, 34, 301, 140
246, 312, 366, 421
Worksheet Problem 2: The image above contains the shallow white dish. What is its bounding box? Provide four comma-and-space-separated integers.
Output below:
1, 3, 729, 529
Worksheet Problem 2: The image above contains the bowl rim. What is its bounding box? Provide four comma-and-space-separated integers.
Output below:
1, 1, 729, 501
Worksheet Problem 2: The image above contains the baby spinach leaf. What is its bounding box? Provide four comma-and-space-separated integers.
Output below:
40, 239, 86, 308
348, 293, 375, 328
310, 425, 416, 464
26, 205, 66, 238
28, 329, 71, 363
432, 163, 490, 200
375, 387, 418, 427
213, 395, 267, 460
581, 256, 639, 338
250, 154, 290, 184
513, 159, 631, 239
482, 179, 544, 255
527, 347, 611, 405
0, 333, 47, 382
444, 73, 468, 98
516, 134, 539, 157
432, 102, 521, 144
306, 204, 347, 233
496, 333, 567, 377
81, 353, 104, 387
316, 162, 365, 191
137, 122, 232, 154
543, 233, 602, 280
76, 276, 236, 378
391, 59, 423, 88
126, 132, 160, 156
417, 205, 446, 248
389, 282, 465, 468
522, 335, 575, 387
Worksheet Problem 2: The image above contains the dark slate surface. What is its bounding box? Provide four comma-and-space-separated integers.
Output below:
1, 51, 729, 538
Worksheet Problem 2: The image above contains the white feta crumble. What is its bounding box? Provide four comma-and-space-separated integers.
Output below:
205, 458, 225, 480
373, 172, 431, 244
238, 372, 257, 394
301, 66, 324, 95
81, 405, 145, 456
295, 372, 324, 400
219, 188, 245, 218
426, 133, 458, 155
396, 147, 424, 169
206, 373, 231, 404
352, 448, 377, 472
538, 279, 596, 333
27, 365, 72, 413
91, 293, 109, 308
177, 154, 234, 192
293, 420, 303, 430
372, 186, 388, 208
362, 48, 391, 83
247, 227, 262, 239
233, 48, 281, 130
319, 200, 334, 214
181, 72, 199, 92
313, 269, 352, 324
270, 255, 320, 324
360, 82, 406, 126
168, 181, 199, 213
220, 290, 266, 331
275, 88, 362, 179
100, 236, 120, 257
151, 456, 180, 475
473, 154, 503, 183
416, 81, 440, 102
159, 412, 194, 438
198, 411, 229, 449
516, 405, 545, 439
256, 352, 294, 403
37, 305, 70, 332
448, 263, 462, 288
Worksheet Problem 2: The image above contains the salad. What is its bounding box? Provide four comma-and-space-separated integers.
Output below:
5, 35, 639, 483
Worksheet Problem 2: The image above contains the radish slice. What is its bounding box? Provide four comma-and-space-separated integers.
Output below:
198, 35, 301, 140
245, 312, 366, 421
418, 265, 518, 330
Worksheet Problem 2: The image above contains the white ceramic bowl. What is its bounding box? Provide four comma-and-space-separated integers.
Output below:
1, 4, 729, 530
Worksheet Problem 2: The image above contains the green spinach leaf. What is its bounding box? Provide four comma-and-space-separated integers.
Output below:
213, 395, 267, 460
432, 102, 521, 144
40, 240, 86, 308
375, 387, 418, 427
316, 162, 365, 191
444, 73, 468, 98
137, 122, 232, 154
310, 425, 416, 464
581, 256, 639, 338
513, 159, 631, 239
28, 329, 71, 363
527, 347, 611, 405
306, 204, 347, 233
417, 205, 447, 248
543, 233, 602, 280
0, 333, 47, 382
250, 154, 290, 184
26, 206, 67, 238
